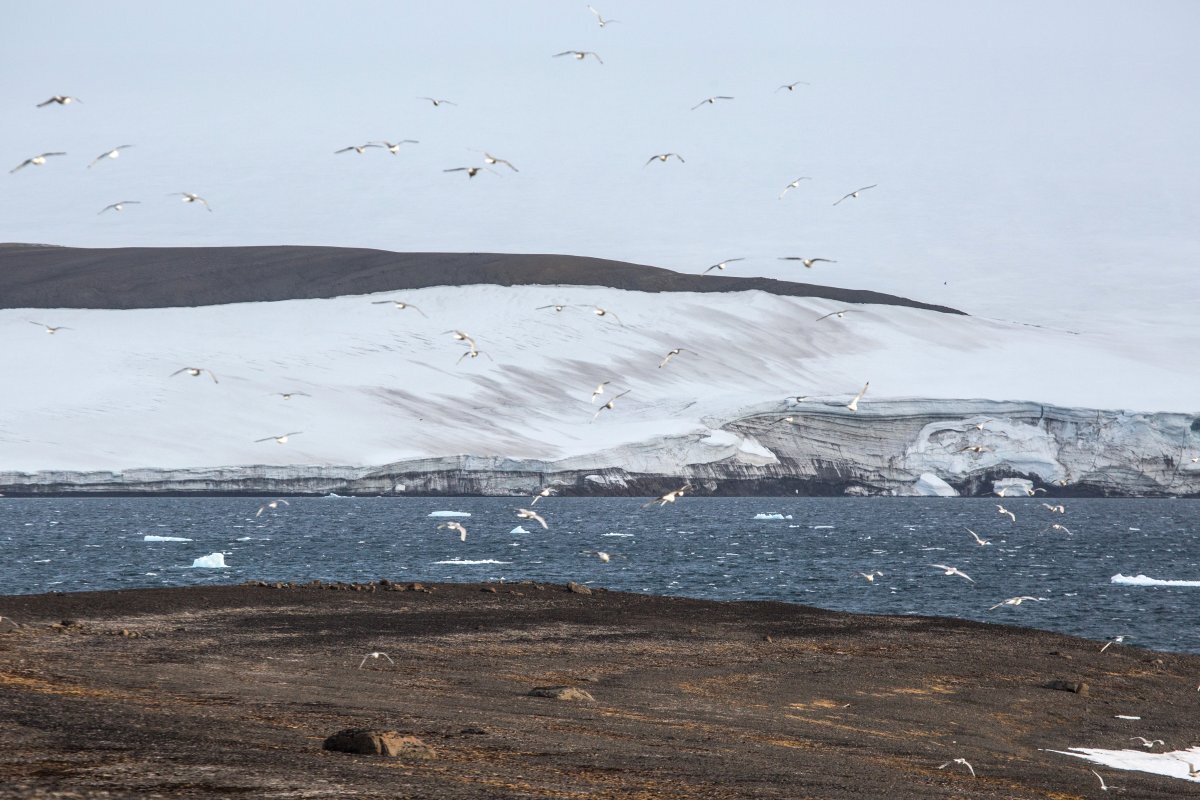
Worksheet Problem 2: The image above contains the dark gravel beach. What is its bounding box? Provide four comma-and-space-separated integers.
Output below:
1, 583, 1197, 798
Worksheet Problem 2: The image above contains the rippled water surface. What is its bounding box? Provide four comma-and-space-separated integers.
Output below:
2, 496, 1197, 652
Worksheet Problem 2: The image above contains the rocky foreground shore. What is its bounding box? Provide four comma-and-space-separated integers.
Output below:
1, 583, 1197, 798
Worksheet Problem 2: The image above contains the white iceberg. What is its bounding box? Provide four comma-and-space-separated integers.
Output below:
1111, 574, 1200, 587
190, 552, 227, 568
753, 512, 791, 520
433, 558, 510, 565
143, 535, 192, 542
428, 510, 471, 518
510, 525, 529, 533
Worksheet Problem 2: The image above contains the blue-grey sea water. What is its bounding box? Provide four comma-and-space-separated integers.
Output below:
2, 496, 1197, 653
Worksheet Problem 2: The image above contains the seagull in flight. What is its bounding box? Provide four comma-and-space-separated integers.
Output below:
482, 152, 518, 171
960, 445, 990, 454
588, 6, 619, 26
530, 486, 557, 505
996, 504, 1016, 523
966, 529, 991, 546
444, 166, 494, 179
846, 381, 869, 412
645, 153, 685, 166
10, 152, 66, 173
554, 50, 603, 64
988, 596, 1046, 610
335, 143, 383, 155
702, 258, 744, 275
1045, 523, 1072, 535
255, 432, 302, 444
359, 651, 395, 669
419, 97, 457, 107
445, 330, 477, 348
255, 499, 289, 517
371, 139, 419, 154
589, 381, 610, 402
1041, 502, 1066, 514
780, 257, 836, 268
29, 321, 70, 334
456, 345, 492, 364
691, 95, 734, 110
642, 484, 692, 509
579, 305, 622, 324
438, 521, 468, 541
815, 309, 862, 322
1090, 769, 1115, 792
858, 571, 884, 583
371, 299, 427, 316
272, 392, 310, 400
87, 145, 134, 169
516, 508, 549, 529
171, 367, 218, 383
37, 95, 82, 107
171, 192, 212, 211
98, 200, 140, 214
930, 564, 975, 583
1099, 635, 1130, 653
658, 348, 688, 368
833, 184, 878, 206
1129, 737, 1165, 749
779, 177, 811, 199
771, 416, 800, 426
776, 81, 810, 92
938, 758, 975, 778
592, 389, 631, 422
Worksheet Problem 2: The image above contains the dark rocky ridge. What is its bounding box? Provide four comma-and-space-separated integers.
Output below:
0, 243, 964, 313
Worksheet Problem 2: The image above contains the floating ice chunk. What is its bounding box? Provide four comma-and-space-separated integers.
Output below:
1049, 746, 1200, 782
510, 526, 529, 534
143, 535, 192, 542
433, 558, 510, 565
190, 552, 227, 568
428, 510, 471, 518
1111, 573, 1200, 587
753, 513, 791, 520
811, 525, 834, 529
602, 532, 634, 537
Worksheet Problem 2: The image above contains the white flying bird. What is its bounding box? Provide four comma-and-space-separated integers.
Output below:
10, 152, 66, 173
418, 97, 457, 107
444, 166, 494, 179
445, 330, 477, 349
371, 299, 427, 316
1129, 737, 1164, 749
960, 445, 990, 454
530, 487, 556, 505
359, 651, 394, 669
592, 389, 631, 422
966, 529, 991, 546
587, 6, 619, 26
815, 309, 862, 322
858, 571, 884, 583
171, 192, 212, 211
554, 50, 603, 64
273, 392, 310, 400
170, 367, 218, 383
98, 200, 140, 214
702, 258, 744, 275
589, 381, 610, 402
255, 499, 289, 517
87, 145, 133, 168
1045, 523, 1072, 535
780, 256, 836, 268
371, 139, 419, 153
645, 153, 685, 166
255, 432, 302, 444
438, 521, 468, 541
691, 95, 734, 110
938, 758, 975, 778
516, 508, 549, 529
536, 303, 570, 313
833, 184, 878, 206
988, 596, 1046, 611
1041, 503, 1066, 514
29, 321, 70, 334
930, 564, 974, 583
642, 484, 692, 509
37, 95, 82, 107
335, 143, 383, 155
996, 504, 1016, 523
776, 81, 810, 92
579, 305, 622, 324
658, 348, 688, 368
779, 177, 811, 198
482, 152, 518, 171
846, 381, 869, 412
1099, 635, 1130, 653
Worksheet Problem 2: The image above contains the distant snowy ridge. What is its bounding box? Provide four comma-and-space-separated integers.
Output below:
0, 283, 1195, 496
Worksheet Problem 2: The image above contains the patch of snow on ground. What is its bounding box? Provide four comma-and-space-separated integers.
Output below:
1049, 746, 1200, 783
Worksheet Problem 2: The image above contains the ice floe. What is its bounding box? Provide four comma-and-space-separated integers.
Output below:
510, 526, 529, 534
190, 552, 227, 568
428, 511, 471, 518
1111, 574, 1200, 587
433, 558, 510, 565
753, 513, 792, 520
143, 535, 192, 542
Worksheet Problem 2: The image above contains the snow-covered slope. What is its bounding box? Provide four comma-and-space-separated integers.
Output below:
2, 284, 1196, 495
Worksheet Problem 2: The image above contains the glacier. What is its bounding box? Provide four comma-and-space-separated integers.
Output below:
1, 278, 1196, 497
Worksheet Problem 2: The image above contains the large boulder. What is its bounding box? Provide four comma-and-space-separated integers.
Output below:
322, 729, 435, 758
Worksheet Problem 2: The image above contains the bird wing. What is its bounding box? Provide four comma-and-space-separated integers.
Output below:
814, 311, 839, 322
444, 167, 468, 172
552, 51, 575, 57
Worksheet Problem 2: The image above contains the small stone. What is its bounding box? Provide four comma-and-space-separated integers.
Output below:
460, 727, 487, 736
567, 582, 592, 595
408, 583, 425, 592
322, 729, 435, 758
1044, 680, 1089, 695
528, 686, 595, 701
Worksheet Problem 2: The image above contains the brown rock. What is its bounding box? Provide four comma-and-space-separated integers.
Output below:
567, 582, 592, 595
1043, 680, 1089, 695
528, 686, 595, 701
481, 586, 497, 593
322, 729, 435, 758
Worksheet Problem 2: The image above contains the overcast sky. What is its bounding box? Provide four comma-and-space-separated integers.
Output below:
3, 1, 1198, 340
